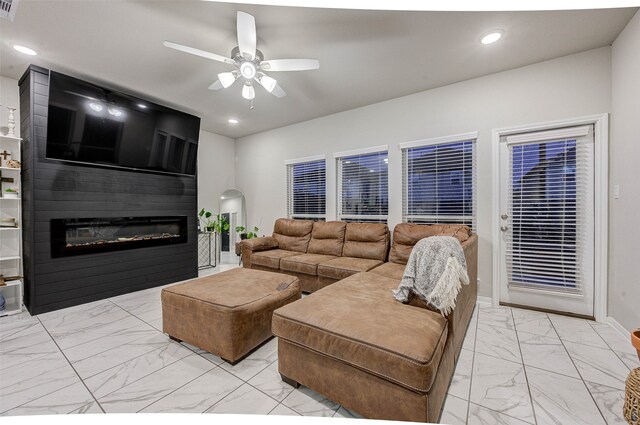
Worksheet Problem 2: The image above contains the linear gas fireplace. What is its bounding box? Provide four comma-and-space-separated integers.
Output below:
51, 216, 188, 258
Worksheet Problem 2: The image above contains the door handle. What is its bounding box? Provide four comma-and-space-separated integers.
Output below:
501, 225, 509, 232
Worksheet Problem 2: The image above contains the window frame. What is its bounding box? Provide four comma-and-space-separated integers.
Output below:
285, 155, 327, 221
334, 145, 389, 223
400, 132, 478, 231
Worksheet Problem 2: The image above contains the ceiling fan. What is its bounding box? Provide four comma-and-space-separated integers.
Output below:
163, 11, 319, 104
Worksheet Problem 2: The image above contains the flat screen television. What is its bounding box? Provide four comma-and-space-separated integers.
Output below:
46, 71, 200, 176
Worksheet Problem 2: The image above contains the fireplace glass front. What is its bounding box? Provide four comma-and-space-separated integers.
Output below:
51, 216, 188, 257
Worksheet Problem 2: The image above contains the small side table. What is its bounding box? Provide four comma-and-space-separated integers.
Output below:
198, 232, 216, 270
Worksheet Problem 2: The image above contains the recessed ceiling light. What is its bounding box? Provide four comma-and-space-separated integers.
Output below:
107, 107, 122, 117
481, 31, 503, 45
88, 102, 103, 112
137, 104, 147, 109
228, 119, 239, 124
221, 196, 225, 199
12, 45, 38, 56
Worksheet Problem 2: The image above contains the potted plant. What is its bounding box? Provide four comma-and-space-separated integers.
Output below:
212, 214, 230, 235
198, 208, 214, 232
4, 188, 18, 199
235, 225, 247, 240
246, 226, 259, 239
632, 329, 640, 361
235, 225, 259, 240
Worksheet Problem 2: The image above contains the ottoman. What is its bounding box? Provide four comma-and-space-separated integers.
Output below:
161, 268, 301, 364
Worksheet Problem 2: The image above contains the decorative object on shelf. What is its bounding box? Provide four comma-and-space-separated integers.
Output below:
236, 225, 259, 240
0, 217, 17, 228
3, 188, 18, 199
0, 275, 22, 286
0, 149, 10, 167
625, 367, 640, 425
198, 208, 214, 232
5, 160, 20, 169
6, 107, 17, 137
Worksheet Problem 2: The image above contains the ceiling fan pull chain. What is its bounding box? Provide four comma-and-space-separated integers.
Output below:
250, 99, 254, 110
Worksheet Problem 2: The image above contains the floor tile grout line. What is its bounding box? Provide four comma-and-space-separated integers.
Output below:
463, 304, 479, 425
547, 315, 611, 424
586, 320, 635, 371
69, 329, 174, 372
89, 350, 207, 402
0, 370, 81, 415
511, 307, 539, 425
133, 363, 217, 413
35, 316, 106, 414
467, 398, 537, 425
45, 311, 148, 352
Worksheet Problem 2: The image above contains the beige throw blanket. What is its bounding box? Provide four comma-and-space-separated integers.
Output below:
392, 236, 469, 316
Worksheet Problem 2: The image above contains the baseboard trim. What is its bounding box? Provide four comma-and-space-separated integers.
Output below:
476, 296, 492, 305
606, 316, 631, 339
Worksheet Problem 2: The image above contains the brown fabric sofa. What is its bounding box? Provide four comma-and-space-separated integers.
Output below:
261, 220, 478, 423
242, 219, 390, 293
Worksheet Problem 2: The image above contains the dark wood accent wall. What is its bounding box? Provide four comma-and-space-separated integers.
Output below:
19, 66, 198, 315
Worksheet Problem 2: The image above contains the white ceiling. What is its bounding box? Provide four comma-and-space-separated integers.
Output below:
0, 2, 636, 138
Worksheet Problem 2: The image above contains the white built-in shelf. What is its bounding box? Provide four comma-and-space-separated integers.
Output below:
0, 300, 22, 317
0, 279, 21, 289
0, 256, 20, 261
0, 134, 23, 317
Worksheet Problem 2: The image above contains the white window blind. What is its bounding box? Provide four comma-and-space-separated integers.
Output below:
336, 150, 388, 222
402, 139, 476, 230
506, 126, 593, 293
286, 159, 326, 220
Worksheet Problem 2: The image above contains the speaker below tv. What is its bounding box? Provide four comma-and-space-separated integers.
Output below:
46, 71, 200, 176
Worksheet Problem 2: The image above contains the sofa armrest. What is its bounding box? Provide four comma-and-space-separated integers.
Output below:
241, 236, 279, 269
448, 234, 478, 355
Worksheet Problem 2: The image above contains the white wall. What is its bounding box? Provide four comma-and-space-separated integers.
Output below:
197, 130, 236, 216
236, 47, 612, 298
0, 76, 20, 138
610, 11, 640, 332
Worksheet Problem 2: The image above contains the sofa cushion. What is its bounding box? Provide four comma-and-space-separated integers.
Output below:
307, 221, 347, 256
252, 249, 300, 270
272, 272, 449, 392
280, 253, 338, 276
272, 218, 314, 253
389, 223, 471, 265
369, 262, 406, 280
342, 223, 389, 261
317, 256, 383, 280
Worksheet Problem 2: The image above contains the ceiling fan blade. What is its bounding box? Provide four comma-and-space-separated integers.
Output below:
260, 59, 319, 72
237, 11, 257, 60
208, 80, 223, 90
163, 41, 235, 65
271, 83, 287, 98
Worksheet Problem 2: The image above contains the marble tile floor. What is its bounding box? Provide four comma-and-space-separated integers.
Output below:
0, 265, 637, 423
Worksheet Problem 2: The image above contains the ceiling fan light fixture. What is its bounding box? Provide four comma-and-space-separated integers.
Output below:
242, 83, 255, 100
240, 61, 256, 79
218, 71, 238, 88
258, 74, 277, 92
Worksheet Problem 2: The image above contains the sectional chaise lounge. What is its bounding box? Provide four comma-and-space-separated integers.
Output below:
241, 219, 477, 422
